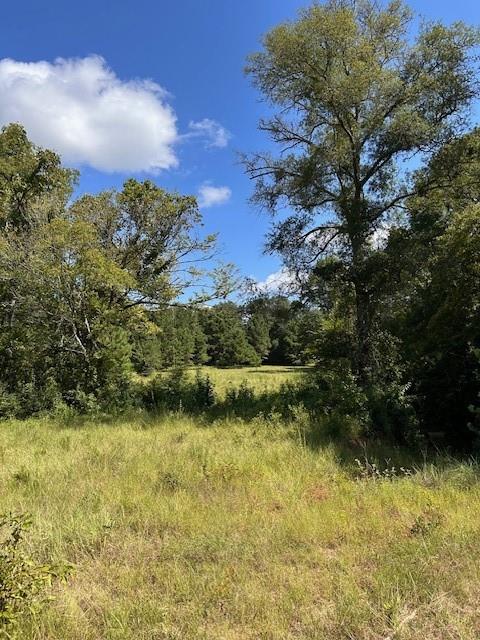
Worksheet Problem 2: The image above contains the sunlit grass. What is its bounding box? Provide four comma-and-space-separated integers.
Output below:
199, 364, 311, 396
2, 367, 480, 639
138, 364, 310, 397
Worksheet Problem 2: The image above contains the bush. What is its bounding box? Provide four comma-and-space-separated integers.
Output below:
0, 513, 71, 636
289, 365, 368, 420
367, 382, 419, 443
0, 377, 63, 420
193, 371, 216, 408
0, 385, 21, 419
225, 381, 256, 410
141, 369, 216, 413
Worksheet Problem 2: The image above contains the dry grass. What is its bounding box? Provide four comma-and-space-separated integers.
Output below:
2, 367, 480, 639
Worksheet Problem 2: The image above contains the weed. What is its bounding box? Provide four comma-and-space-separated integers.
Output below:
0, 514, 71, 637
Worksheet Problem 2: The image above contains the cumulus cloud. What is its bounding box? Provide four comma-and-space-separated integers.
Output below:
187, 118, 231, 148
197, 182, 231, 208
0, 55, 180, 172
255, 268, 297, 294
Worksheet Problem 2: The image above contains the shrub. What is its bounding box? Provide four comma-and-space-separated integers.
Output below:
0, 385, 20, 419
0, 377, 63, 420
367, 381, 419, 442
142, 369, 216, 413
0, 513, 71, 636
193, 371, 216, 408
225, 381, 256, 409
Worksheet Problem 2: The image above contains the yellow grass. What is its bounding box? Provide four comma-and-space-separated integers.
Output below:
1, 367, 480, 639
187, 364, 310, 396
137, 364, 310, 397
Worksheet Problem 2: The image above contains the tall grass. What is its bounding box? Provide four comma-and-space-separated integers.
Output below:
1, 367, 479, 639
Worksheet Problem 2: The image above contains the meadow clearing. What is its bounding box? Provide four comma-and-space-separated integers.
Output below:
1, 366, 479, 640
151, 365, 311, 397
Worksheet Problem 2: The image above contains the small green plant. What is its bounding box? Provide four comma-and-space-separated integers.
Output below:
225, 380, 255, 409
143, 369, 217, 413
159, 471, 181, 492
409, 505, 443, 537
193, 372, 216, 408
0, 513, 71, 636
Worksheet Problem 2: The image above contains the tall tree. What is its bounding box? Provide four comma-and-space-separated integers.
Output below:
70, 179, 233, 310
0, 123, 76, 230
245, 0, 479, 387
201, 303, 260, 367
245, 296, 293, 364
392, 130, 480, 445
404, 205, 480, 446
246, 313, 272, 362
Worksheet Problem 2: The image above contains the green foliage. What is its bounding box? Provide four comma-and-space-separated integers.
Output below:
246, 313, 271, 361
142, 369, 217, 413
289, 365, 368, 441
91, 324, 134, 409
201, 303, 260, 367
0, 513, 69, 636
224, 380, 256, 411
246, 0, 479, 396
0, 126, 231, 416
0, 124, 77, 231
244, 296, 320, 365
0, 215, 136, 413
252, 296, 293, 365
403, 205, 480, 446
70, 178, 226, 307
133, 308, 209, 373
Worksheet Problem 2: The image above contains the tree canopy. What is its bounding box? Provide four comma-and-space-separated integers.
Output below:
245, 0, 479, 388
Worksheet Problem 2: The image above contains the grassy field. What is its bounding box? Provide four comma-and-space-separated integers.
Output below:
145, 364, 310, 397
2, 366, 480, 639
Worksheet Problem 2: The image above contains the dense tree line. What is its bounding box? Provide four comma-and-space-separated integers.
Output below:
133, 298, 321, 371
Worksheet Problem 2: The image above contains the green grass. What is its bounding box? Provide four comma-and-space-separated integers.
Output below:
2, 367, 480, 639
196, 364, 310, 395
145, 364, 310, 397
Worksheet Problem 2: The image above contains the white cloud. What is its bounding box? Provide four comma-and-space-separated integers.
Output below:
370, 221, 396, 249
0, 55, 178, 172
256, 268, 297, 294
197, 182, 231, 208
187, 118, 231, 148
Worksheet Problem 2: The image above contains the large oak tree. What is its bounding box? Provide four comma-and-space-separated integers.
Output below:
245, 0, 479, 387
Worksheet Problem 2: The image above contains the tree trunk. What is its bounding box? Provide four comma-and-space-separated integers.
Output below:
353, 277, 372, 389
348, 197, 373, 390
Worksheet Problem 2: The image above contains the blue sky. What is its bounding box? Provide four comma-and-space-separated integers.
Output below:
1, 0, 479, 288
